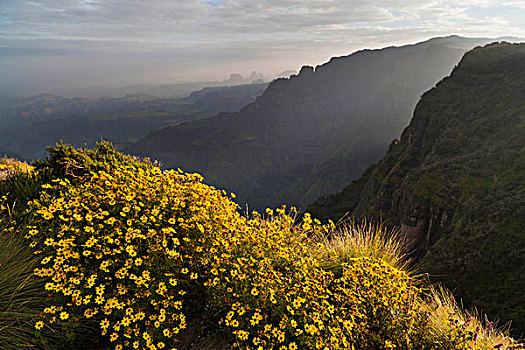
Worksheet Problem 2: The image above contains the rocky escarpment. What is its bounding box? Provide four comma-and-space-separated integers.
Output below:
309, 42, 525, 335
127, 36, 496, 211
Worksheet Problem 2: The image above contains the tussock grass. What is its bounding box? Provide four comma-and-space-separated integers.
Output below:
310, 220, 412, 275
0, 222, 50, 350
421, 285, 523, 349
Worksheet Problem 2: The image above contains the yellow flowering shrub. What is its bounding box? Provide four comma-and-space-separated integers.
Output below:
27, 163, 243, 350
330, 258, 421, 348
26, 155, 422, 349
32, 141, 153, 185
0, 157, 33, 180
206, 209, 422, 349
18, 143, 519, 349
206, 209, 332, 349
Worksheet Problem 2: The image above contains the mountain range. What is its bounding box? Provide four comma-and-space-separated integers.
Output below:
127, 35, 506, 211
0, 83, 267, 160
42, 71, 266, 99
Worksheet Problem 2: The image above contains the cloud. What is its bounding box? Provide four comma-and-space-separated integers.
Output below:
1, 0, 525, 93
4, 0, 521, 40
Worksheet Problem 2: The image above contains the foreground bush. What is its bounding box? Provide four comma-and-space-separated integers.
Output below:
32, 141, 155, 184
3, 142, 521, 349
24, 143, 426, 349
1, 142, 149, 224
26, 163, 242, 349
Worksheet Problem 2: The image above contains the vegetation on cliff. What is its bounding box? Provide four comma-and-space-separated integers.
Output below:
309, 42, 525, 336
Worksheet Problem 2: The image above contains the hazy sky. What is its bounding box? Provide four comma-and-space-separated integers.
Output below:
2, 0, 525, 94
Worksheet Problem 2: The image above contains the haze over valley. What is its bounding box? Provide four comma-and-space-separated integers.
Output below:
0, 81, 268, 159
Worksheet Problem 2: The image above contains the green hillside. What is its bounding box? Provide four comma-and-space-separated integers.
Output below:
309, 42, 525, 336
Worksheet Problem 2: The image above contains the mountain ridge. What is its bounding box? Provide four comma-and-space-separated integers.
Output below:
0, 83, 268, 160
127, 36, 507, 211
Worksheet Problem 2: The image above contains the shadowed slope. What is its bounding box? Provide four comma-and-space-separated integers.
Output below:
127, 36, 499, 211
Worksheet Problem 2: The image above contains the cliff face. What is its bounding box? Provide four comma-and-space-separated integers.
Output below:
127, 36, 495, 211
309, 42, 525, 335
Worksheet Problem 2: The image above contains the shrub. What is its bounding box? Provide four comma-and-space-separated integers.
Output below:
206, 210, 423, 349
206, 209, 335, 349
1, 141, 144, 223
32, 141, 154, 185
25, 159, 425, 349
26, 161, 242, 350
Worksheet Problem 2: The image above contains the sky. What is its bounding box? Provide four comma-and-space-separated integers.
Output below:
2, 0, 525, 95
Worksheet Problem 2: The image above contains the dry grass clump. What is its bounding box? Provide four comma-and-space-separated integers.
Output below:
310, 220, 412, 275
420, 285, 523, 350
0, 157, 33, 180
